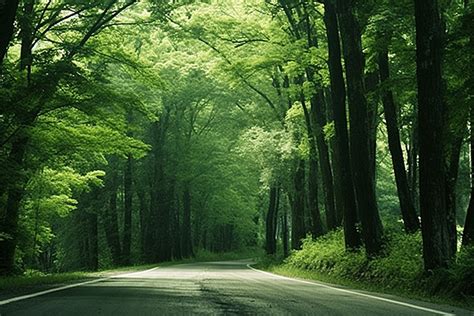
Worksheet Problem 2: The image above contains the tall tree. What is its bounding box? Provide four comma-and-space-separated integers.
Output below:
323, 0, 361, 250
415, 0, 451, 269
377, 42, 420, 233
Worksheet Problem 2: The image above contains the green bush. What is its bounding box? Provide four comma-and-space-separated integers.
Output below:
283, 227, 473, 300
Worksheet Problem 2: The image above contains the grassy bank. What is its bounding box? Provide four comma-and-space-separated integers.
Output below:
0, 247, 262, 293
256, 228, 474, 309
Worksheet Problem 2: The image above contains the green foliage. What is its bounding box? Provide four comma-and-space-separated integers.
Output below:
283, 226, 473, 300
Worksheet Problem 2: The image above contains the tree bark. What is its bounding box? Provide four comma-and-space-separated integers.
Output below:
378, 46, 420, 233
463, 109, 474, 246
325, 89, 344, 226
415, 0, 451, 269
323, 0, 361, 250
122, 155, 133, 265
291, 160, 306, 249
462, 0, 474, 247
103, 159, 122, 266
0, 133, 29, 275
182, 185, 194, 258
265, 186, 279, 254
0, 0, 19, 67
337, 0, 384, 256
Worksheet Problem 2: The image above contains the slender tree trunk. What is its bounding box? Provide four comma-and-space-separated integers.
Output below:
265, 186, 279, 254
309, 84, 338, 231
87, 211, 98, 271
291, 160, 306, 249
136, 185, 148, 260
378, 47, 420, 233
337, 0, 383, 256
182, 185, 194, 258
282, 195, 290, 257
0, 0, 19, 67
103, 160, 122, 266
298, 90, 325, 238
308, 145, 324, 238
323, 0, 361, 250
122, 155, 133, 265
365, 71, 379, 193
415, 0, 451, 270
325, 90, 344, 226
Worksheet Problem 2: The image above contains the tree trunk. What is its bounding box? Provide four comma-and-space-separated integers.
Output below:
365, 71, 379, 194
309, 83, 338, 231
462, 0, 474, 247
0, 0, 19, 67
86, 211, 98, 271
282, 195, 290, 257
323, 0, 361, 250
122, 155, 133, 265
337, 0, 384, 256
325, 89, 344, 226
182, 185, 194, 258
291, 160, 306, 249
0, 134, 29, 275
415, 0, 451, 270
265, 186, 279, 254
298, 89, 325, 239
136, 185, 148, 260
103, 161, 122, 266
463, 109, 474, 246
378, 46, 420, 233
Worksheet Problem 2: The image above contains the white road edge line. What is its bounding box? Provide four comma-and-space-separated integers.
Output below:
246, 264, 455, 316
0, 266, 160, 306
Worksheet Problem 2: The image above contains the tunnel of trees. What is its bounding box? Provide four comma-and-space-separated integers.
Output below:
0, 0, 473, 278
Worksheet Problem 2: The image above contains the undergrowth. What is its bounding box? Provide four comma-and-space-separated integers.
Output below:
259, 225, 474, 307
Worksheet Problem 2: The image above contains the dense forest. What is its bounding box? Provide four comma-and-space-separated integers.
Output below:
0, 0, 473, 289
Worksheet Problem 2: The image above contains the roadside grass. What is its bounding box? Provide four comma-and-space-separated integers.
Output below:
0, 247, 263, 294
255, 227, 474, 310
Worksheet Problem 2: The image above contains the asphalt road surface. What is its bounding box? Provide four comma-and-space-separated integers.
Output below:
0, 260, 471, 315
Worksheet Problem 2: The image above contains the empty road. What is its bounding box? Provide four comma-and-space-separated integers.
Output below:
0, 260, 471, 315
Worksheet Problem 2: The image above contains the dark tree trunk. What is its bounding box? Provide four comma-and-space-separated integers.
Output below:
337, 0, 384, 256
298, 90, 325, 239
86, 211, 98, 271
445, 136, 464, 258
282, 195, 290, 257
462, 1, 474, 247
182, 185, 194, 258
122, 155, 133, 265
463, 110, 474, 246
408, 111, 420, 213
0, 134, 29, 275
415, 0, 451, 270
309, 85, 338, 231
365, 71, 379, 193
378, 47, 420, 233
323, 0, 361, 250
150, 113, 171, 262
136, 185, 148, 260
265, 186, 279, 254
325, 89, 344, 226
0, 0, 19, 66
291, 160, 306, 249
103, 161, 122, 266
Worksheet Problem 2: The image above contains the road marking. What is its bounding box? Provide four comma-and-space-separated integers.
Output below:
246, 264, 455, 316
0, 266, 160, 306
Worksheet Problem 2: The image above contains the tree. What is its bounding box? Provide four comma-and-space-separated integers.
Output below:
323, 0, 361, 250
415, 0, 451, 269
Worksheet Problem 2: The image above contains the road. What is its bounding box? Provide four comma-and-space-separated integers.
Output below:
0, 260, 471, 315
